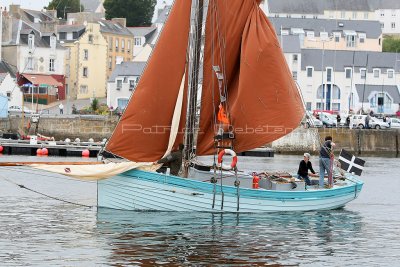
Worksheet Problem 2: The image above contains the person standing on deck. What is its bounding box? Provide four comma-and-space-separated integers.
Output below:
297, 153, 317, 186
319, 136, 335, 188
154, 144, 184, 176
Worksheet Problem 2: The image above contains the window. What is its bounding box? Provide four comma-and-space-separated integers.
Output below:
341, 11, 345, 18
334, 32, 340, 42
115, 38, 119, 51
292, 54, 298, 63
109, 56, 112, 70
326, 68, 333, 82
332, 86, 341, 99
392, 10, 396, 17
109, 37, 113, 51
332, 103, 340, 111
364, 12, 369, 19
286, 14, 291, 18
129, 80, 135, 91
360, 68, 366, 79
316, 102, 324, 110
134, 37, 142, 46
80, 85, 88, 94
359, 33, 366, 43
84, 49, 89, 60
127, 40, 131, 53
50, 36, 56, 50
66, 64, 70, 77
59, 32, 66, 40
121, 39, 125, 52
83, 67, 88, 77
346, 35, 356, 47
117, 98, 129, 110
306, 102, 312, 111
380, 11, 385, 17
88, 34, 93, 43
306, 31, 315, 39
388, 69, 394, 78
73, 32, 79, 39
345, 68, 352, 79
352, 12, 357, 19
28, 34, 35, 50
49, 59, 55, 71
281, 29, 289, 35
381, 23, 384, 29
116, 79, 122, 90
27, 57, 34, 70
307, 67, 313, 77
320, 32, 329, 41
292, 71, 297, 80
373, 69, 380, 78
392, 22, 396, 29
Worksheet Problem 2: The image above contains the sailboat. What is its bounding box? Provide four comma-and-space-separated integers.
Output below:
30, 0, 363, 212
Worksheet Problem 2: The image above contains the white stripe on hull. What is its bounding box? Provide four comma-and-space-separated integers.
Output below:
98, 173, 362, 213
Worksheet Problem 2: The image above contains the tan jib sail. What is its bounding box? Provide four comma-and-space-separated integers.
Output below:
105, 0, 192, 162
196, 0, 304, 155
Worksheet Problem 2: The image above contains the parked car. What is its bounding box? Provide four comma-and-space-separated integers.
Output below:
8, 105, 34, 115
369, 117, 390, 129
389, 117, 400, 128
302, 111, 323, 128
352, 115, 389, 129
316, 112, 337, 127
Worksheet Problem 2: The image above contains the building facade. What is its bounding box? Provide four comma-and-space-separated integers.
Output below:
263, 0, 400, 35
107, 61, 145, 110
58, 23, 107, 100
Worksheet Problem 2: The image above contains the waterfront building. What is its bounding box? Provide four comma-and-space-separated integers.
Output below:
58, 23, 107, 100
262, 0, 400, 35
128, 26, 157, 58
1, 5, 66, 104
106, 61, 145, 110
98, 19, 134, 79
292, 47, 400, 114
270, 17, 382, 52
0, 61, 22, 109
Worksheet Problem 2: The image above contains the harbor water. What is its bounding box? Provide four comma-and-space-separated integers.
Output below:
0, 155, 399, 266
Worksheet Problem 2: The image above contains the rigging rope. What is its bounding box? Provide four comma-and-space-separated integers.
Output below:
0, 174, 94, 208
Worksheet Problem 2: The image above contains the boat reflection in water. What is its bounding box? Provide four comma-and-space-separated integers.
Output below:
96, 208, 363, 265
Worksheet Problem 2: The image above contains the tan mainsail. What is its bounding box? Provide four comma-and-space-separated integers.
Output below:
196, 1, 304, 155
105, 0, 192, 162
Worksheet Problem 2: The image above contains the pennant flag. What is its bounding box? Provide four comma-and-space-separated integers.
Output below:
217, 104, 230, 124
338, 149, 365, 176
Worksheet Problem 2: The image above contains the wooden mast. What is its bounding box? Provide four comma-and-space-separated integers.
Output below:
183, 0, 205, 177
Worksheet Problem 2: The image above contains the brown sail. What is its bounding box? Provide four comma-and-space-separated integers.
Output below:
105, 0, 192, 162
197, 0, 304, 155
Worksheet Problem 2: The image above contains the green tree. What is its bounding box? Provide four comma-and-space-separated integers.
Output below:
382, 36, 400, 52
47, 0, 83, 19
104, 0, 156, 27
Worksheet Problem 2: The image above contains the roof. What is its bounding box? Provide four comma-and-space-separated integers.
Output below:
99, 20, 132, 36
0, 73, 7, 84
301, 50, 399, 72
128, 26, 157, 43
0, 61, 18, 78
279, 35, 301, 53
57, 24, 86, 33
21, 74, 63, 87
22, 9, 55, 23
81, 0, 102, 12
155, 5, 172, 24
355, 84, 400, 103
269, 17, 382, 38
267, 0, 400, 14
108, 62, 147, 82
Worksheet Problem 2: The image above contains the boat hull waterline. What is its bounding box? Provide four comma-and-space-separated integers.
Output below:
97, 170, 363, 212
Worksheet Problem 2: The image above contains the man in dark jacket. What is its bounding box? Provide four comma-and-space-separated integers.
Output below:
319, 136, 335, 188
155, 144, 184, 176
297, 153, 317, 186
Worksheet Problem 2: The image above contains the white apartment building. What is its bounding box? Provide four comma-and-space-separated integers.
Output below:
263, 0, 400, 35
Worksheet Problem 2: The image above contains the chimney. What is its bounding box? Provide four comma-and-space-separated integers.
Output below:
9, 4, 21, 18
111, 18, 126, 27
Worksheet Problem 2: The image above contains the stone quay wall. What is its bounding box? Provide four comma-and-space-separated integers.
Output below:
1, 116, 399, 157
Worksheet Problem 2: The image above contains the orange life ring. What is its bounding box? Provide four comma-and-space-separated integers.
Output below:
217, 149, 237, 170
